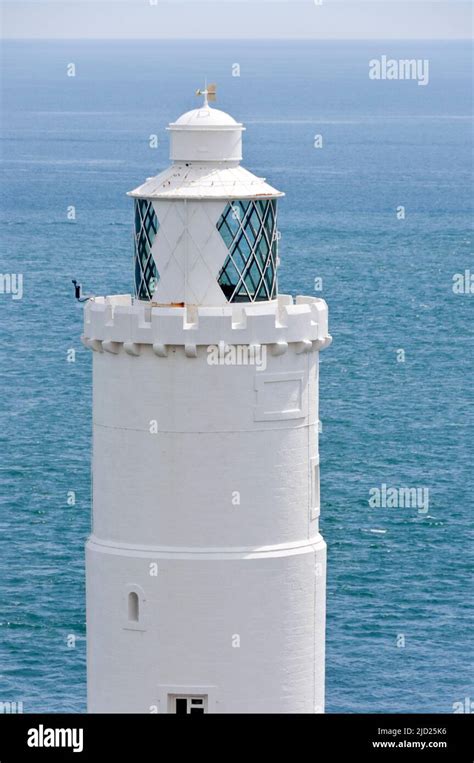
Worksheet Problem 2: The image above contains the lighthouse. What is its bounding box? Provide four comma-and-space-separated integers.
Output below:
82, 87, 331, 714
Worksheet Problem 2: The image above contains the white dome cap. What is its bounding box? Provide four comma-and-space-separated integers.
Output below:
172, 106, 241, 128
167, 99, 245, 163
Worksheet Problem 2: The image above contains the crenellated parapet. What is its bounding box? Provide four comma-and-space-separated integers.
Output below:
82, 294, 332, 356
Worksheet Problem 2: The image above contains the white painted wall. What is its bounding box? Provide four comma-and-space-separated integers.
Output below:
86, 311, 328, 713
86, 539, 326, 713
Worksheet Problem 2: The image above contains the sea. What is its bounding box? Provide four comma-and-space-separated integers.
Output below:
0, 39, 472, 713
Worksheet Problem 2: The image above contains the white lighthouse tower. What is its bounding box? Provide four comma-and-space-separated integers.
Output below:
83, 87, 331, 714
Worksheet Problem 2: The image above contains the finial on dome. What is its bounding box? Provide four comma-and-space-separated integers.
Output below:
195, 82, 217, 108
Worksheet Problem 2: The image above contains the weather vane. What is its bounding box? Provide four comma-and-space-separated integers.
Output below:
195, 82, 217, 107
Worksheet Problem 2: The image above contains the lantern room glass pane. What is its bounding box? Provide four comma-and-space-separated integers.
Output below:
133, 199, 159, 300
217, 199, 278, 303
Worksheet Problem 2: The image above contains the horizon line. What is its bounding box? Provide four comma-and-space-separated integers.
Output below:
2, 36, 473, 41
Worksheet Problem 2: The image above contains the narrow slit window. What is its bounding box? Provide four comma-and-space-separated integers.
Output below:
128, 591, 139, 622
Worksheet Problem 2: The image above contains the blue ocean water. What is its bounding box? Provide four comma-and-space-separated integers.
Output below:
0, 40, 472, 713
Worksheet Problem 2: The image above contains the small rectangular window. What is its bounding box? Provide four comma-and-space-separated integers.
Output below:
310, 456, 320, 521
170, 695, 208, 714
175, 698, 188, 715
